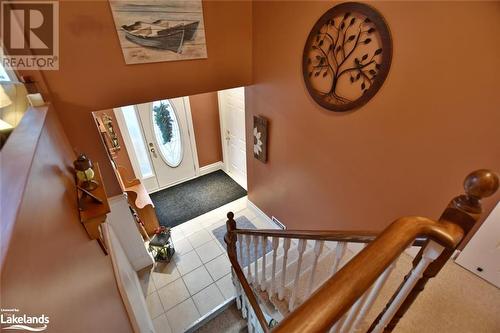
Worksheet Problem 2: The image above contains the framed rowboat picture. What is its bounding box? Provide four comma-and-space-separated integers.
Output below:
109, 0, 208, 64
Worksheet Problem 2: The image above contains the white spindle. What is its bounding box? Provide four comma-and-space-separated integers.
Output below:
289, 239, 307, 311
371, 241, 444, 333
278, 238, 291, 300
261, 236, 268, 291
330, 312, 347, 333
338, 244, 369, 333
341, 297, 364, 333
307, 240, 325, 297
349, 262, 396, 333
245, 235, 252, 281
253, 235, 259, 285
241, 290, 248, 319
232, 268, 242, 310
246, 294, 252, 330
331, 241, 347, 276
238, 234, 243, 264
251, 306, 258, 333
269, 237, 280, 298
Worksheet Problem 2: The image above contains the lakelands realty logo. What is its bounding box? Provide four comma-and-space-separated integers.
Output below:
1, 1, 59, 70
1, 308, 49, 331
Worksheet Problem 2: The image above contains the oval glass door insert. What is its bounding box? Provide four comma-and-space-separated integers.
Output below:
152, 100, 183, 167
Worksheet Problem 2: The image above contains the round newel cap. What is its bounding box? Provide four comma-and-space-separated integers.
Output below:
464, 169, 499, 199
227, 212, 235, 220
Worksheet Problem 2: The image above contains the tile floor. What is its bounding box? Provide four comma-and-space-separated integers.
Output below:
138, 196, 275, 333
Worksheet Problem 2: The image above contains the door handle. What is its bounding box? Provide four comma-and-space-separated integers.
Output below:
225, 129, 230, 141
148, 142, 157, 158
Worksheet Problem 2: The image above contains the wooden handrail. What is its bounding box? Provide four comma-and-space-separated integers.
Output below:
271, 216, 463, 333
225, 214, 270, 333
369, 169, 499, 332
225, 169, 498, 333
226, 170, 499, 333
232, 228, 427, 246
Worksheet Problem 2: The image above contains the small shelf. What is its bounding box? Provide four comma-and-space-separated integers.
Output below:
77, 162, 110, 254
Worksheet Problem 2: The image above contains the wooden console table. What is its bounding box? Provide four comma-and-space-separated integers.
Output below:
77, 163, 110, 253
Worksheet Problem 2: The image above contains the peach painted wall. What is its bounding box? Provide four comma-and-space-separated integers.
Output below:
23, 0, 252, 196
189, 92, 223, 167
247, 1, 500, 233
1, 107, 133, 332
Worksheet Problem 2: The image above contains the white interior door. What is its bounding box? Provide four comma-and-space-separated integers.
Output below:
455, 201, 500, 287
218, 87, 247, 189
137, 97, 197, 191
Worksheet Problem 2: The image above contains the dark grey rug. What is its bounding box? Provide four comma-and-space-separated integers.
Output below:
212, 216, 272, 268
150, 170, 247, 228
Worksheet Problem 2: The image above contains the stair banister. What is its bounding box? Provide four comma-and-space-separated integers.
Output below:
225, 213, 271, 333
368, 169, 499, 333
225, 169, 498, 333
272, 216, 464, 333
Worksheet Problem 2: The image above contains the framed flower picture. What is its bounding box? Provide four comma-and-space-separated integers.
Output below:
253, 116, 268, 163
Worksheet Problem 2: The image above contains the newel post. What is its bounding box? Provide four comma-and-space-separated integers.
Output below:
372, 169, 499, 333
225, 212, 238, 259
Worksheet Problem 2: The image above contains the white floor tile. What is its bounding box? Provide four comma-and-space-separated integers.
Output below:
200, 213, 224, 228
213, 238, 227, 253
216, 274, 236, 300
170, 227, 185, 242
173, 250, 203, 275
173, 238, 193, 256
205, 254, 232, 281
165, 298, 200, 333
157, 278, 190, 311
152, 262, 180, 290
195, 240, 223, 263
146, 291, 164, 319
182, 266, 213, 295
187, 229, 213, 248
192, 284, 225, 317
180, 220, 204, 236
153, 314, 173, 333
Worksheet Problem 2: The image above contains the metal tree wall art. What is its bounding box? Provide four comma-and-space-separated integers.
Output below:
303, 2, 392, 112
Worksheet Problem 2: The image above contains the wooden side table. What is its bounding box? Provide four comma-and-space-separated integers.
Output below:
77, 163, 110, 254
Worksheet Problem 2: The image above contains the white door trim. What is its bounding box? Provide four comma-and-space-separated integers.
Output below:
217, 91, 230, 175
217, 88, 247, 190
182, 96, 201, 177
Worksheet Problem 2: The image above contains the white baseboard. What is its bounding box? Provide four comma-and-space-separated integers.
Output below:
247, 200, 281, 230
198, 161, 224, 176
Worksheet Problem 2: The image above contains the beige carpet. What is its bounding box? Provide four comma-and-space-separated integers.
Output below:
367, 255, 500, 333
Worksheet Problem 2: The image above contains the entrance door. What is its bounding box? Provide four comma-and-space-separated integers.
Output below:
455, 202, 500, 287
218, 87, 247, 189
137, 97, 197, 191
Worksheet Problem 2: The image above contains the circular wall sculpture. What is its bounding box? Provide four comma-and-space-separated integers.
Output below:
303, 2, 392, 112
